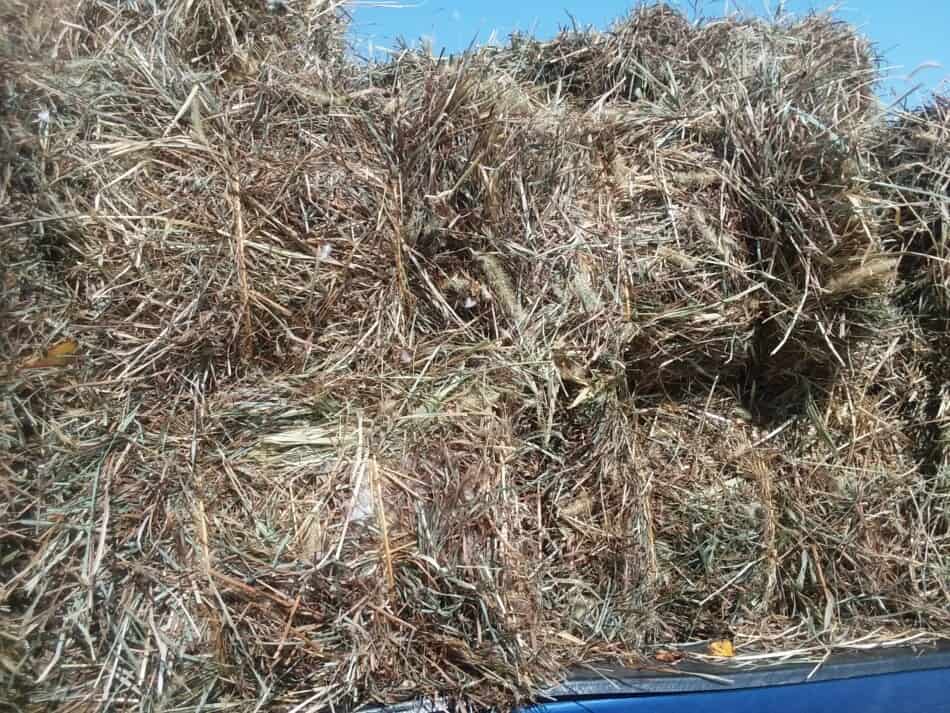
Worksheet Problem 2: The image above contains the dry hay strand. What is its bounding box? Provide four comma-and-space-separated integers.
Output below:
2, 1, 949, 710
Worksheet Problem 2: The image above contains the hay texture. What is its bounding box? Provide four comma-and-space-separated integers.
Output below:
2, 1, 949, 710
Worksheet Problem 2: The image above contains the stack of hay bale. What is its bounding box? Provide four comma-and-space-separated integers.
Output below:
2, 1, 947, 709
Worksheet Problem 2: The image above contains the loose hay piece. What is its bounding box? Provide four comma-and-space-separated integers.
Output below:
2, 1, 949, 710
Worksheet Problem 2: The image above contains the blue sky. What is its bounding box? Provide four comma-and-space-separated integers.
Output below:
350, 1, 948, 105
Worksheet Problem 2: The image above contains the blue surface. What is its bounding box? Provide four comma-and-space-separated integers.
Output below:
529, 669, 950, 713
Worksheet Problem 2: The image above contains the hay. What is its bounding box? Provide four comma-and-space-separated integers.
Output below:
2, 1, 949, 709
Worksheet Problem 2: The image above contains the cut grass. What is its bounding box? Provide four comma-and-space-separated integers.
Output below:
1, 1, 948, 710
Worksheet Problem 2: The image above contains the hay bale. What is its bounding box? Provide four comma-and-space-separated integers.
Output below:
2, 1, 949, 709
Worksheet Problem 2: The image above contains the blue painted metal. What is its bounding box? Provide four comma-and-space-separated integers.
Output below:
374, 645, 950, 713
530, 667, 950, 713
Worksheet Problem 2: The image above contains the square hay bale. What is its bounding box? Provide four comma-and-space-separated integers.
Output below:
2, 1, 948, 709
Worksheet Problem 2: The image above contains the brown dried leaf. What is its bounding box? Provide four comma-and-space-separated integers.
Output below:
21, 339, 79, 369
654, 649, 683, 664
